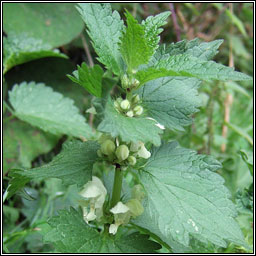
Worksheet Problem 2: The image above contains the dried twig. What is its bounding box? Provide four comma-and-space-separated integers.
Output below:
81, 34, 94, 67
169, 3, 181, 41
221, 3, 234, 153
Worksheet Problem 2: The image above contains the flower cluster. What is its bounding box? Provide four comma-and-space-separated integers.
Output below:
79, 176, 107, 223
79, 177, 145, 235
109, 184, 145, 234
114, 94, 144, 118
97, 135, 151, 166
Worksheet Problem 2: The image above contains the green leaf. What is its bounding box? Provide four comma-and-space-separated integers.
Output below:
3, 3, 84, 48
3, 33, 67, 74
225, 9, 247, 37
5, 58, 89, 111
136, 54, 252, 84
98, 98, 163, 146
134, 142, 247, 249
76, 3, 124, 75
7, 140, 99, 199
239, 150, 253, 176
141, 11, 171, 57
137, 77, 201, 131
120, 11, 153, 71
9, 82, 93, 139
67, 62, 104, 97
235, 184, 253, 214
44, 207, 161, 253
3, 119, 59, 175
225, 122, 253, 146
147, 39, 224, 66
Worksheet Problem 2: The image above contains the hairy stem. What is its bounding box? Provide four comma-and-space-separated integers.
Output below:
110, 168, 123, 208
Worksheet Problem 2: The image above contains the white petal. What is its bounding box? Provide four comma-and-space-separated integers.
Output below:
110, 201, 130, 214
109, 224, 119, 235
137, 145, 151, 159
80, 176, 107, 199
92, 176, 107, 196
80, 183, 102, 199
85, 208, 97, 222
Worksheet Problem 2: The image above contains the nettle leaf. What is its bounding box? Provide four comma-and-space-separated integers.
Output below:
9, 82, 93, 139
3, 33, 67, 74
3, 119, 59, 175
4, 58, 89, 111
120, 11, 154, 71
147, 39, 224, 67
7, 140, 99, 199
98, 98, 162, 146
136, 54, 252, 85
67, 62, 104, 97
76, 3, 124, 76
142, 11, 171, 53
137, 76, 201, 131
134, 142, 247, 250
44, 207, 161, 253
3, 3, 84, 48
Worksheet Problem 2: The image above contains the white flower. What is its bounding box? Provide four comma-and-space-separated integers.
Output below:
130, 141, 151, 159
109, 202, 131, 235
109, 223, 119, 235
79, 176, 107, 223
137, 144, 151, 159
110, 202, 129, 214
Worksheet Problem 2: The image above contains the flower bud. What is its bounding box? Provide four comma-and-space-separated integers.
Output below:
130, 141, 143, 152
114, 100, 120, 109
126, 199, 144, 217
121, 74, 129, 89
133, 105, 143, 116
115, 145, 129, 161
126, 110, 134, 117
97, 149, 103, 157
101, 139, 116, 156
132, 184, 145, 201
132, 78, 140, 88
127, 155, 136, 166
132, 94, 140, 104
120, 99, 130, 110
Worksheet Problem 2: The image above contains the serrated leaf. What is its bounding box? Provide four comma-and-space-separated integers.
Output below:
134, 142, 247, 249
9, 82, 93, 139
142, 11, 171, 54
76, 3, 124, 75
136, 54, 252, 84
97, 98, 162, 146
3, 33, 67, 74
3, 3, 84, 48
137, 77, 201, 131
3, 119, 59, 175
67, 62, 104, 97
7, 140, 99, 199
5, 58, 89, 111
236, 184, 253, 214
44, 207, 161, 253
147, 38, 224, 67
120, 11, 154, 71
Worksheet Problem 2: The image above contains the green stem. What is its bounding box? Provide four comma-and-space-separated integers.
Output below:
110, 168, 123, 208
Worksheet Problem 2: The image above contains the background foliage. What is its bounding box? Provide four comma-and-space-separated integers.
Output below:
3, 3, 253, 253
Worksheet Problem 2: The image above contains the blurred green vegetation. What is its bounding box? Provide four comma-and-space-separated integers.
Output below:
3, 3, 253, 253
